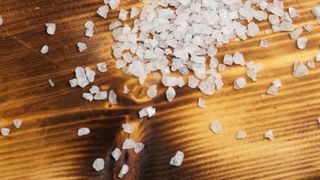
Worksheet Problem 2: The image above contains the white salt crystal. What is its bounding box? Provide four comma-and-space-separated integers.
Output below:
109, 21, 121, 30
41, 45, 49, 54
0, 15, 3, 26
267, 85, 279, 95
48, 79, 55, 87
94, 91, 108, 100
289, 28, 303, 39
170, 151, 184, 167
188, 75, 200, 89
288, 7, 299, 18
109, 90, 117, 104
268, 15, 280, 25
307, 60, 316, 69
97, 5, 109, 19
119, 10, 128, 21
109, 0, 120, 9
312, 5, 320, 18
247, 22, 259, 37
118, 164, 129, 179
247, 70, 257, 82
210, 120, 222, 134
316, 54, 320, 62
166, 87, 176, 102
207, 47, 217, 57
1, 128, 10, 136
77, 127, 90, 136
139, 106, 156, 118
317, 116, 320, 124
123, 85, 129, 94
223, 54, 233, 65
260, 39, 270, 48
236, 130, 247, 139
234, 78, 247, 90
85, 21, 94, 30
85, 29, 94, 38
198, 78, 215, 95
233, 52, 246, 66
85, 67, 96, 83
147, 85, 157, 99
111, 148, 121, 161
218, 64, 227, 72
122, 123, 134, 134
273, 79, 282, 88
297, 38, 308, 49
77, 42, 88, 52
96, 62, 107, 73
93, 158, 105, 172
46, 23, 56, 35
303, 24, 313, 32
293, 61, 308, 78
134, 143, 145, 154
280, 22, 295, 32
13, 119, 22, 128
69, 78, 79, 88
264, 130, 274, 140
198, 98, 206, 109
89, 86, 100, 94
130, 7, 139, 18
122, 139, 135, 149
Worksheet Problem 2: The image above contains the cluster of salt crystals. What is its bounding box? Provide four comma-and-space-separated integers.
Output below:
97, 0, 122, 19
122, 138, 145, 154
93, 158, 105, 172
170, 151, 184, 167
77, 127, 90, 136
139, 106, 156, 118
69, 66, 96, 88
85, 20, 94, 37
264, 130, 274, 140
236, 130, 247, 139
109, 0, 302, 96
46, 23, 56, 35
267, 79, 282, 95
210, 120, 222, 134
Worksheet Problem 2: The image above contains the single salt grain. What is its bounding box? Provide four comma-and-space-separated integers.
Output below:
108, 90, 117, 104
247, 22, 259, 37
312, 5, 320, 18
233, 52, 246, 66
289, 28, 303, 39
89, 86, 100, 94
223, 54, 233, 66
170, 151, 184, 167
218, 64, 227, 72
94, 91, 108, 100
267, 79, 282, 95
97, 5, 109, 19
85, 29, 94, 38
41, 45, 49, 54
46, 23, 56, 35
48, 79, 55, 87
293, 61, 309, 78
166, 87, 176, 102
236, 130, 247, 139
307, 60, 316, 69
134, 143, 145, 154
69, 78, 79, 88
85, 67, 96, 83
289, 7, 299, 18
77, 127, 90, 136
130, 7, 139, 18
303, 24, 313, 32
147, 85, 157, 99
139, 106, 156, 118
316, 54, 320, 62
234, 78, 247, 90
85, 21, 94, 30
77, 42, 88, 52
260, 39, 270, 48
198, 78, 215, 95
297, 38, 308, 49
210, 120, 222, 134
111, 148, 121, 161
13, 119, 22, 128
119, 10, 128, 21
93, 158, 105, 172
118, 164, 129, 179
198, 98, 206, 109
96, 62, 107, 73
0, 15, 3, 26
273, 79, 282, 88
122, 123, 134, 134
109, 21, 121, 30
109, 0, 120, 9
1, 128, 10, 136
123, 85, 129, 94
188, 75, 200, 89
122, 139, 135, 149
264, 130, 274, 140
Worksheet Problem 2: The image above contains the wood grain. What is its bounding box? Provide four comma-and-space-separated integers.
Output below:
1, 0, 320, 179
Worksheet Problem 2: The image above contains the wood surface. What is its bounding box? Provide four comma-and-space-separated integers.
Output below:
0, 0, 320, 179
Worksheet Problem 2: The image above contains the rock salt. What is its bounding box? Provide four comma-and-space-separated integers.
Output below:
293, 61, 308, 78
236, 130, 247, 139
13, 119, 22, 128
166, 87, 176, 102
123, 85, 129, 94
307, 60, 316, 69
93, 158, 105, 172
297, 38, 308, 49
41, 45, 49, 54
96, 62, 107, 73
234, 78, 247, 90
264, 130, 274, 140
122, 139, 135, 149
210, 120, 222, 134
77, 42, 88, 52
48, 79, 55, 87
97, 5, 109, 19
139, 107, 156, 118
77, 127, 90, 136
108, 90, 117, 104
118, 164, 129, 179
170, 151, 184, 167
111, 148, 121, 161
122, 123, 134, 134
1, 128, 10, 136
134, 143, 145, 154
147, 85, 157, 99
94, 91, 108, 100
46, 23, 56, 35
198, 98, 206, 109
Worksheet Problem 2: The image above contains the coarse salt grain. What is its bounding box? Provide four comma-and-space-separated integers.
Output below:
1, 128, 10, 136
236, 130, 247, 139
289, 28, 303, 39
123, 85, 129, 94
147, 85, 157, 99
69, 78, 79, 88
41, 45, 49, 54
96, 62, 107, 73
77, 127, 90, 136
83, 93, 94, 102
134, 142, 145, 154
312, 5, 320, 18
297, 38, 308, 49
46, 23, 56, 35
122, 123, 134, 134
13, 119, 22, 128
210, 120, 222, 134
77, 42, 88, 52
94, 91, 108, 100
166, 86, 176, 102
0, 15, 3, 26
234, 78, 246, 90
118, 164, 129, 179
267, 79, 282, 95
108, 90, 117, 104
198, 97, 206, 109
260, 39, 270, 48
48, 79, 55, 87
93, 158, 105, 172
307, 60, 316, 69
111, 148, 121, 161
288, 7, 299, 18
170, 151, 184, 167
293, 61, 308, 78
303, 24, 313, 32
122, 138, 135, 149
89, 85, 100, 94
130, 7, 139, 18
119, 10, 128, 21
97, 5, 109, 19
139, 106, 156, 118
109, 0, 120, 10
264, 130, 274, 140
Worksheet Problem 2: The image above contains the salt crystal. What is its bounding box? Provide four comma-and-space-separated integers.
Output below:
293, 61, 308, 78
289, 28, 303, 39
147, 85, 157, 99
111, 148, 121, 161
77, 42, 88, 52
288, 7, 299, 18
236, 130, 247, 139
130, 7, 139, 18
109, 21, 121, 30
166, 87, 176, 102
85, 20, 94, 30
268, 15, 280, 25
134, 143, 145, 154
264, 130, 274, 140
89, 86, 100, 94
198, 77, 215, 95
41, 45, 49, 54
93, 158, 105, 172
85, 67, 96, 83
69, 78, 79, 88
280, 22, 295, 32
96, 62, 107, 73
312, 5, 320, 18
207, 47, 217, 58
97, 5, 109, 19
123, 85, 129, 94
233, 52, 246, 66
139, 106, 156, 118
307, 60, 316, 69
85, 29, 94, 38
223, 54, 233, 66
109, 90, 117, 104
188, 75, 200, 89
122, 139, 135, 149
122, 123, 134, 134
0, 15, 3, 26
77, 127, 90, 136
218, 64, 227, 72
234, 78, 247, 90
48, 79, 55, 87
247, 22, 259, 37
273, 79, 282, 88
13, 119, 22, 128
316, 54, 320, 62
109, 0, 120, 9
46, 23, 56, 35
198, 98, 206, 109
297, 38, 308, 49
247, 70, 257, 82
169, 151, 184, 167
1, 128, 10, 136
267, 85, 279, 95
119, 10, 128, 21
260, 39, 270, 48
210, 120, 222, 134
94, 91, 108, 100
118, 164, 129, 179
303, 24, 313, 32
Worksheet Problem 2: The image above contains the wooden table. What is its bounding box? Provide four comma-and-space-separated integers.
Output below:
0, 0, 320, 179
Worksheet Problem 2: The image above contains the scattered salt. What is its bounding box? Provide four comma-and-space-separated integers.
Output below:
198, 98, 206, 109
94, 91, 108, 100
93, 158, 105, 172
170, 151, 184, 167
297, 38, 308, 49
134, 143, 145, 154
260, 39, 270, 48
119, 10, 128, 21
69, 78, 79, 88
77, 127, 90, 136
48, 79, 55, 87
288, 7, 299, 18
85, 67, 96, 83
89, 85, 100, 94
109, 0, 120, 10
97, 5, 109, 19
96, 62, 107, 73
111, 148, 121, 161
166, 87, 176, 102
108, 90, 117, 104
83, 93, 94, 102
